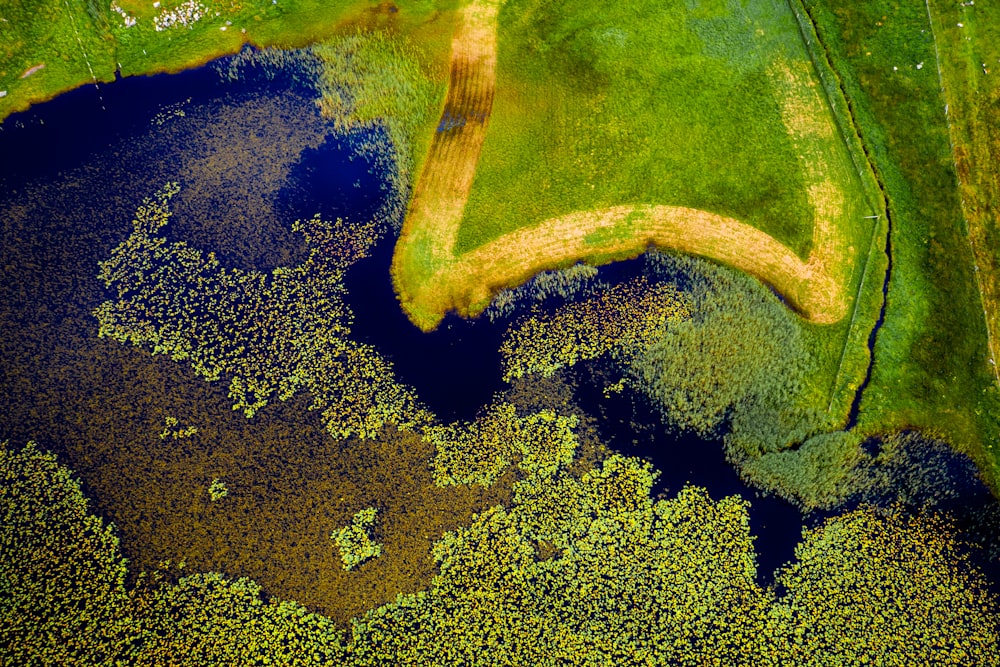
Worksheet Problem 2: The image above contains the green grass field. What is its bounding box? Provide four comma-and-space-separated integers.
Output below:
3, 0, 1000, 662
802, 0, 1000, 490
457, 0, 839, 257
390, 0, 885, 434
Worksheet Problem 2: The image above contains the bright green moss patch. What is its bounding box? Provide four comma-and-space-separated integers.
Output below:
455, 0, 819, 256
332, 507, 383, 571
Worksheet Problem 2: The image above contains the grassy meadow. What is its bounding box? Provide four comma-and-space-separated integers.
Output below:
457, 0, 846, 257
802, 0, 1000, 488
391, 0, 886, 432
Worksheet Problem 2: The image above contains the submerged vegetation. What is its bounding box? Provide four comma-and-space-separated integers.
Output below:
3, 0, 1000, 662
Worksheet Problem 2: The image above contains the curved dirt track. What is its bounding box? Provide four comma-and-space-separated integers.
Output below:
392, 0, 853, 331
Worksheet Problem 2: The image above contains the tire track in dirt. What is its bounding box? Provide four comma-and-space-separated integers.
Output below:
392, 0, 499, 293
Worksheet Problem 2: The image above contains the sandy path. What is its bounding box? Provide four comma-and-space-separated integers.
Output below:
392, 1, 853, 331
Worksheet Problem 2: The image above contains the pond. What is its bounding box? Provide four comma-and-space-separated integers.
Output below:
0, 47, 995, 621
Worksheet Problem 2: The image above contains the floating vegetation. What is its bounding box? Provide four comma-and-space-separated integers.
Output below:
130, 572, 347, 665
425, 402, 579, 487
774, 505, 998, 663
159, 415, 198, 440
95, 183, 431, 440
332, 507, 383, 571
207, 477, 228, 502
0, 442, 130, 664
500, 276, 690, 382
4, 440, 996, 664
484, 263, 604, 322
349, 449, 999, 664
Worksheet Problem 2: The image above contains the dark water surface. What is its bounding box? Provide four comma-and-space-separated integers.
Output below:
1, 52, 809, 584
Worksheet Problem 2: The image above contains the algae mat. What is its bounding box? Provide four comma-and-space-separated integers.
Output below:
392, 0, 874, 332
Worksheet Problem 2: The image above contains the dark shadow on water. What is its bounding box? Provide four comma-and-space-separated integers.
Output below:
276, 130, 389, 226
343, 236, 507, 423
0, 49, 310, 192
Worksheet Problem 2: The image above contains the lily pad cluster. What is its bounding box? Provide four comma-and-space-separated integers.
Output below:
425, 402, 579, 487
332, 507, 383, 571
95, 184, 431, 440
500, 276, 690, 381
2, 439, 997, 665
